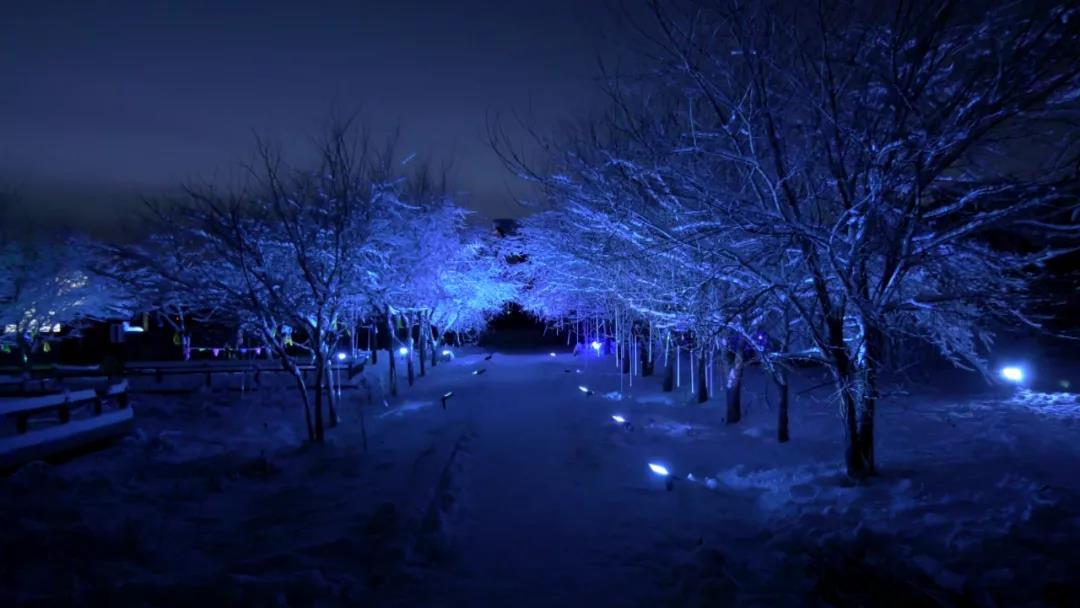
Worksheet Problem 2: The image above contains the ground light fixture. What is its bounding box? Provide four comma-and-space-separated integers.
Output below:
648, 462, 674, 491
1000, 365, 1025, 384
398, 347, 409, 356
591, 340, 602, 353
336, 352, 348, 361
578, 385, 594, 396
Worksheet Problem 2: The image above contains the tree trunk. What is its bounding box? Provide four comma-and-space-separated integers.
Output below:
291, 366, 315, 441
696, 350, 708, 404
725, 362, 743, 424
776, 371, 789, 443
622, 341, 631, 374
326, 359, 339, 428
854, 333, 879, 475
313, 357, 325, 442
418, 313, 427, 377
407, 314, 415, 387
369, 322, 378, 365
840, 385, 864, 478
386, 309, 397, 397
856, 394, 874, 474
662, 339, 674, 392
431, 334, 439, 368
641, 336, 653, 376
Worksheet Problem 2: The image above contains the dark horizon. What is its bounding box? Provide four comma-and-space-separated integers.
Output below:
1, 1, 625, 236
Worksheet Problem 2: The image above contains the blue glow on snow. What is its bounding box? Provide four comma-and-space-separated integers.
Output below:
1000, 366, 1024, 383
648, 463, 670, 476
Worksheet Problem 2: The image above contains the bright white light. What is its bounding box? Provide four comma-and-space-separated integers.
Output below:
648, 463, 670, 476
1000, 366, 1024, 383
591, 340, 602, 352
549, 352, 556, 357
122, 322, 144, 333
578, 385, 590, 393
442, 349, 452, 356
612, 415, 626, 424
336, 352, 348, 361
398, 347, 409, 356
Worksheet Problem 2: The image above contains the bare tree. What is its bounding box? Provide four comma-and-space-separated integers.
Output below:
499, 0, 1080, 478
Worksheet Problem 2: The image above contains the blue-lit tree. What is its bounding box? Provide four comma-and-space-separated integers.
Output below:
502, 0, 1080, 477
124, 120, 425, 441
1, 208, 132, 367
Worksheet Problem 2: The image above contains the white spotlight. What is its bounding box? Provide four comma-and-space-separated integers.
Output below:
648, 463, 670, 476
1000, 366, 1024, 383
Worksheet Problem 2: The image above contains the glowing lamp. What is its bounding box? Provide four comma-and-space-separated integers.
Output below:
442, 349, 452, 356
591, 340, 602, 352
336, 352, 348, 361
578, 385, 590, 393
549, 352, 556, 357
648, 463, 670, 476
612, 415, 626, 424
398, 347, 409, 356
1000, 366, 1024, 383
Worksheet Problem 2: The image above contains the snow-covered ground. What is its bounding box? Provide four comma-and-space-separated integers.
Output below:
2, 349, 1080, 606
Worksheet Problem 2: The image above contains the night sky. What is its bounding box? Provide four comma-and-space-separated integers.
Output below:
1, 1, 619, 234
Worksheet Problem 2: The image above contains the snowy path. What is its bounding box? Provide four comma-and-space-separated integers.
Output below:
4, 350, 1080, 606
404, 352, 784, 606
430, 356, 656, 606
